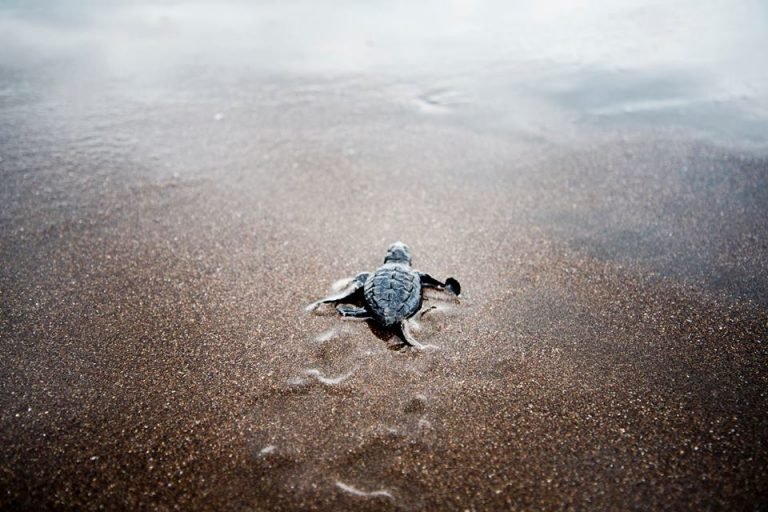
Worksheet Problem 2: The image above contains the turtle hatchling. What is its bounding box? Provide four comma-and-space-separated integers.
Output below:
306, 242, 461, 350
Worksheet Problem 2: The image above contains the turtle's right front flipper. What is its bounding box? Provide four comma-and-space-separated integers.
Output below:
419, 273, 461, 296
305, 272, 370, 311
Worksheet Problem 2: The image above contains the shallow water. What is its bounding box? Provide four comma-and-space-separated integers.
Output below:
1, 1, 767, 510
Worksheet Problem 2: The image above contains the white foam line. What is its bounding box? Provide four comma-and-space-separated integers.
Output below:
335, 481, 394, 500
305, 368, 354, 386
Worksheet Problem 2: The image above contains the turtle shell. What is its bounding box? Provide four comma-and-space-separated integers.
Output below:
363, 263, 422, 327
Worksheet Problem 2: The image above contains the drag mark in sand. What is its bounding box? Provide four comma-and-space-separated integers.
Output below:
331, 276, 355, 292
312, 325, 355, 343
335, 481, 394, 500
258, 445, 277, 456
304, 368, 355, 386
313, 328, 338, 343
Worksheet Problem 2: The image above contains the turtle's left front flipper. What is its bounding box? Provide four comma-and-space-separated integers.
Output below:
419, 273, 461, 296
305, 272, 370, 311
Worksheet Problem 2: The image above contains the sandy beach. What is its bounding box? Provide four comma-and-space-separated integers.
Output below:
2, 2, 767, 510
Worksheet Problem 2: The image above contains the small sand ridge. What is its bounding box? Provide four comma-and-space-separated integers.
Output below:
335, 481, 394, 500
304, 368, 355, 386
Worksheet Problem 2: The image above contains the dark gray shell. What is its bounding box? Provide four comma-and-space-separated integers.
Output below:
363, 263, 422, 327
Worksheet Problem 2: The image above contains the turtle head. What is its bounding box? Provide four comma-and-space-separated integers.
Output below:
384, 241, 412, 265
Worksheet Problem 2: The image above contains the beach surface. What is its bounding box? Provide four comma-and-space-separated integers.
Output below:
1, 1, 767, 510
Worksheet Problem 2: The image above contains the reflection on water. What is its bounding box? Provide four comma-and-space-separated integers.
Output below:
1, 0, 767, 143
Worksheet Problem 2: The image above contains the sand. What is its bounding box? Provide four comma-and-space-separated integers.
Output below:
2, 2, 768, 511
3, 122, 767, 510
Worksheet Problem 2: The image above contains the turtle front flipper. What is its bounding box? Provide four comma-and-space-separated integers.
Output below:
419, 272, 461, 296
445, 277, 461, 296
305, 272, 370, 311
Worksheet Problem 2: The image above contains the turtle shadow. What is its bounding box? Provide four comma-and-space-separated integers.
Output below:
364, 320, 409, 351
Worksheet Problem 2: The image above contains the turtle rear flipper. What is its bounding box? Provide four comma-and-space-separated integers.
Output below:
398, 321, 438, 351
336, 304, 372, 320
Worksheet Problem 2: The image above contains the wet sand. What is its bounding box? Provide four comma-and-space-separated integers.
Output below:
3, 125, 767, 510
2, 2, 768, 511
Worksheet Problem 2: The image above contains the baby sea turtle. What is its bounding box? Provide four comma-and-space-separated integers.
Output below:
306, 242, 461, 350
